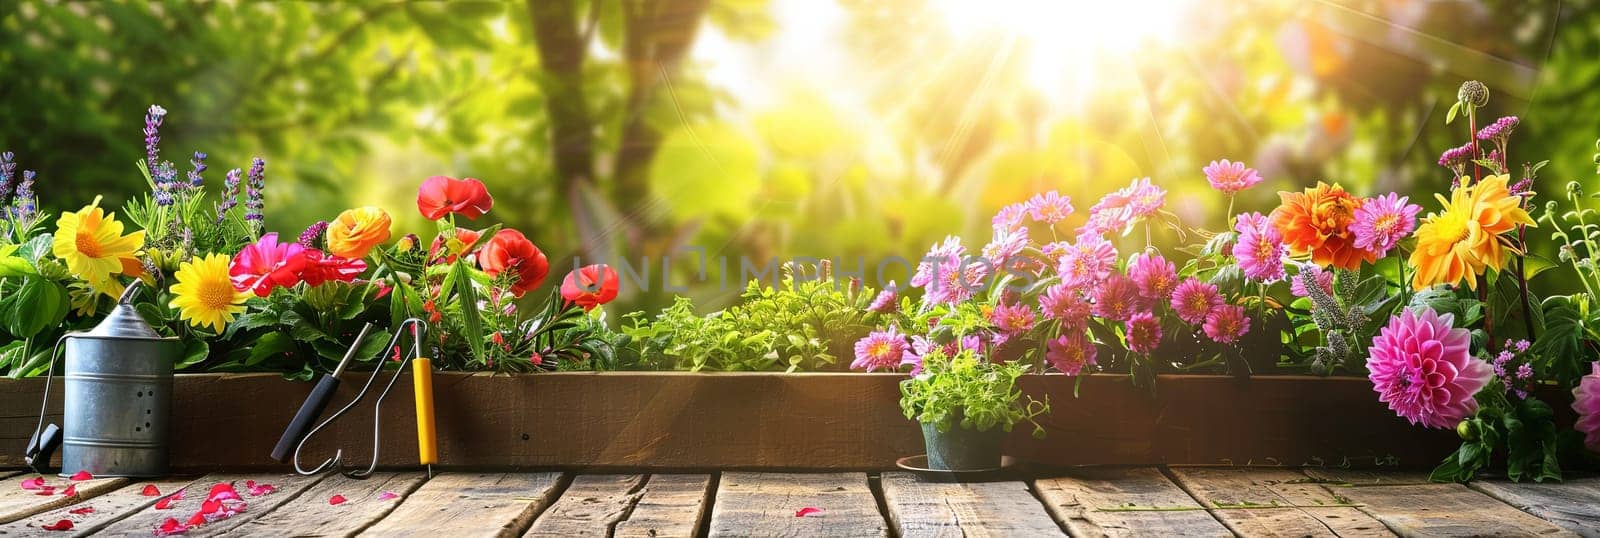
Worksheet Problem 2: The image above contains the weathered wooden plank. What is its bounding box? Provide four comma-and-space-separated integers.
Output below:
0, 477, 194, 536
218, 472, 427, 537
94, 473, 322, 537
358, 473, 563, 538
524, 474, 644, 537
879, 472, 1064, 537
1340, 483, 1575, 537
1171, 467, 1393, 536
0, 473, 128, 525
1034, 467, 1229, 537
1301, 468, 1432, 487
709, 472, 886, 537
614, 475, 712, 538
1471, 478, 1600, 537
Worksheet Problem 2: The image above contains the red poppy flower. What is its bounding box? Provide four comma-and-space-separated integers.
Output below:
428, 228, 482, 264
560, 264, 621, 311
417, 176, 493, 221
478, 229, 549, 297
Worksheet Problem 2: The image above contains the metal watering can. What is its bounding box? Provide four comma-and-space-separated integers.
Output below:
25, 281, 181, 477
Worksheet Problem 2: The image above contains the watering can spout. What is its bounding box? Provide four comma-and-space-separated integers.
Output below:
118, 279, 143, 305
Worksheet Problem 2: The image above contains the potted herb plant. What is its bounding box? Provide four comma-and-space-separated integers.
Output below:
898, 347, 1048, 471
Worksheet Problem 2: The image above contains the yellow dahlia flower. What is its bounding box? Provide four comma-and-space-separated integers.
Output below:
1409, 175, 1534, 290
53, 196, 145, 296
327, 206, 392, 259
169, 253, 248, 332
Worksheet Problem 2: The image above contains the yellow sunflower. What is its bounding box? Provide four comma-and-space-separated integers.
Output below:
1409, 175, 1534, 290
53, 196, 146, 296
168, 253, 248, 332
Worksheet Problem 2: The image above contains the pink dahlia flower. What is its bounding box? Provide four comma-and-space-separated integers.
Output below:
1367, 308, 1493, 429
988, 302, 1037, 335
1170, 278, 1222, 325
1348, 192, 1421, 257
1127, 251, 1178, 302
1573, 363, 1600, 452
852, 326, 910, 373
1232, 211, 1287, 283
1092, 274, 1143, 321
1024, 190, 1074, 224
1124, 311, 1162, 354
1203, 159, 1264, 195
1046, 331, 1098, 376
1039, 283, 1090, 327
1202, 305, 1251, 344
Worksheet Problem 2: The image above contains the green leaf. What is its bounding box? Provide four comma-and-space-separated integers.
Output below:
451, 261, 486, 365
0, 277, 68, 338
1446, 101, 1462, 125
177, 340, 209, 370
246, 332, 297, 366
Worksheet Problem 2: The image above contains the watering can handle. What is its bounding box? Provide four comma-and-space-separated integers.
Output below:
25, 333, 76, 474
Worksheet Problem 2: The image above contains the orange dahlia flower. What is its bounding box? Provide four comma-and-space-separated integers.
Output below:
1269, 182, 1375, 270
1409, 175, 1534, 291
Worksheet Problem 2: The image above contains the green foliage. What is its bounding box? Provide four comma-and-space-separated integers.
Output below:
899, 348, 1048, 437
1433, 388, 1566, 483
209, 281, 392, 380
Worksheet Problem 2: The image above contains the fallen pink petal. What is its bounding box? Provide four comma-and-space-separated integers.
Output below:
40, 519, 73, 531
328, 494, 347, 506
21, 477, 46, 491
68, 506, 95, 515
59, 484, 77, 497
141, 484, 162, 497
155, 518, 189, 536
205, 483, 241, 503
794, 507, 823, 518
377, 491, 399, 501
69, 471, 93, 481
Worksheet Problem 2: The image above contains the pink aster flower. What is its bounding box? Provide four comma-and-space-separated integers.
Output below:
1121, 177, 1167, 218
1126, 252, 1178, 302
1572, 363, 1600, 451
992, 202, 1027, 232
1092, 274, 1143, 321
1232, 211, 1287, 283
1040, 241, 1070, 265
1024, 190, 1074, 224
1202, 305, 1251, 344
1170, 278, 1222, 325
1124, 312, 1162, 354
1057, 234, 1117, 288
982, 226, 1029, 268
1079, 192, 1136, 237
1039, 283, 1091, 327
1203, 159, 1264, 195
1290, 264, 1335, 298
910, 236, 965, 289
852, 326, 910, 373
867, 281, 899, 313
988, 302, 1036, 335
1367, 308, 1494, 429
1046, 331, 1098, 376
1349, 192, 1421, 257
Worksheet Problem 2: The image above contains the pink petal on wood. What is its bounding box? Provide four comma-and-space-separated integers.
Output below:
155, 517, 189, 536
21, 477, 46, 490
68, 507, 95, 515
69, 471, 93, 481
141, 484, 162, 496
40, 519, 74, 531
794, 507, 823, 517
377, 491, 400, 501
328, 494, 347, 506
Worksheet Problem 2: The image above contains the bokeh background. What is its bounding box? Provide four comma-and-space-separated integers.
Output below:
2, 0, 1596, 314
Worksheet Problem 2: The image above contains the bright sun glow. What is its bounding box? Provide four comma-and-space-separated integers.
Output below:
931, 0, 1189, 94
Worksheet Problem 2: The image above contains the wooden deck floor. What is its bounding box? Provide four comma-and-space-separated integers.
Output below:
0, 467, 1596, 536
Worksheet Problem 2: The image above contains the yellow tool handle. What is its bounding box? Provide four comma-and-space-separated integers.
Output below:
413, 357, 437, 466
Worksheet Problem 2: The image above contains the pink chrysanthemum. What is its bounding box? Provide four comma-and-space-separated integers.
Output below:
989, 302, 1037, 335
852, 326, 910, 373
911, 236, 988, 307
1367, 308, 1494, 429
1203, 159, 1264, 195
1202, 305, 1251, 344
1092, 274, 1143, 321
910, 236, 964, 289
1126, 252, 1178, 302
1170, 278, 1222, 325
982, 226, 1030, 267
1057, 234, 1118, 288
1039, 283, 1091, 328
1025, 190, 1074, 224
1232, 211, 1287, 282
868, 281, 898, 313
992, 202, 1027, 231
1124, 311, 1162, 354
1046, 331, 1098, 376
1040, 241, 1070, 265
1349, 192, 1421, 257
1290, 264, 1335, 298
1572, 363, 1600, 451
1121, 177, 1167, 218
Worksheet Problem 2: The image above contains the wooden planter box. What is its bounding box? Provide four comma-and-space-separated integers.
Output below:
0, 372, 1479, 471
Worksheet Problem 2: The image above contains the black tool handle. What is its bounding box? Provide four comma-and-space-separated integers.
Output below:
271, 375, 340, 463
25, 423, 62, 473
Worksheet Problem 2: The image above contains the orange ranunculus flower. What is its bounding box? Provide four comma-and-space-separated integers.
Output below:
1409, 175, 1534, 291
479, 229, 549, 297
1269, 182, 1375, 270
326, 206, 393, 259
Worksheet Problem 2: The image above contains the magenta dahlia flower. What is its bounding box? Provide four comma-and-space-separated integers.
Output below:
852, 326, 910, 373
1367, 308, 1494, 429
1232, 211, 1287, 283
1170, 277, 1222, 325
1124, 311, 1162, 354
1203, 159, 1263, 195
1202, 305, 1251, 344
1058, 234, 1118, 288
1092, 274, 1143, 321
1024, 190, 1074, 224
1573, 363, 1600, 451
1127, 251, 1178, 302
1349, 192, 1420, 257
989, 302, 1037, 335
1039, 283, 1090, 327
1046, 331, 1098, 376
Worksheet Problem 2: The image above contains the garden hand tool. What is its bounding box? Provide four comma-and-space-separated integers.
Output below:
270, 323, 374, 462
409, 322, 438, 477
292, 318, 433, 478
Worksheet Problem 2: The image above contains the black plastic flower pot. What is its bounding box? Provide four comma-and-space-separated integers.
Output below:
920, 421, 1005, 471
